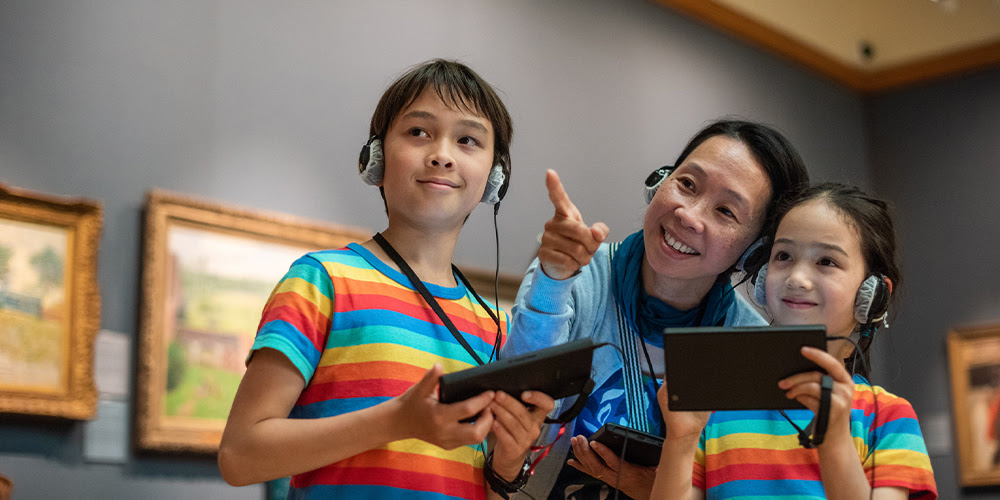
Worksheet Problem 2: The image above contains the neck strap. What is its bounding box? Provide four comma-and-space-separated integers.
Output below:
372, 232, 499, 366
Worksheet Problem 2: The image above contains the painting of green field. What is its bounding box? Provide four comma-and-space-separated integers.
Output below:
0, 218, 68, 392
163, 224, 313, 421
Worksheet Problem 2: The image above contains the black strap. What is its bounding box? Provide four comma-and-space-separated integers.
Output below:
779, 374, 834, 449
812, 375, 833, 446
483, 450, 531, 499
451, 265, 503, 361
373, 232, 486, 366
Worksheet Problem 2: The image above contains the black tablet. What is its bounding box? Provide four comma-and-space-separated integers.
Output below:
438, 337, 595, 404
662, 325, 826, 411
590, 423, 664, 467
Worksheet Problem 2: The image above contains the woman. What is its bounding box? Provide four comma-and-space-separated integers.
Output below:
503, 119, 810, 499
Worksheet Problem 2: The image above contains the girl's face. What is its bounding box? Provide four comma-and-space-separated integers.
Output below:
643, 135, 772, 291
380, 89, 494, 231
765, 199, 868, 350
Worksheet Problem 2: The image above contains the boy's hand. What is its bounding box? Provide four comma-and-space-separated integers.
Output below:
395, 364, 495, 449
537, 169, 609, 280
778, 347, 856, 446
488, 390, 556, 480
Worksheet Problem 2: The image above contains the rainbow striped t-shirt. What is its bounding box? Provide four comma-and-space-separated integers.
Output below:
250, 243, 507, 500
693, 375, 937, 499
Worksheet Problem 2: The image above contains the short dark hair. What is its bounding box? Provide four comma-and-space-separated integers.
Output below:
369, 59, 513, 182
677, 119, 810, 275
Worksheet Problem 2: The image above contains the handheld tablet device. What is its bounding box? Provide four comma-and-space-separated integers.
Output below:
663, 325, 826, 411
438, 337, 595, 404
590, 423, 664, 467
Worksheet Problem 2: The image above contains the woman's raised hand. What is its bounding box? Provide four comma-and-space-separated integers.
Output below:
537, 169, 610, 280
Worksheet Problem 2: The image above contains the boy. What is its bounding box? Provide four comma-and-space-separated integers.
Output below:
219, 59, 553, 500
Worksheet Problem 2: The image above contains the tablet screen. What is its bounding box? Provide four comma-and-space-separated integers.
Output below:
662, 325, 826, 411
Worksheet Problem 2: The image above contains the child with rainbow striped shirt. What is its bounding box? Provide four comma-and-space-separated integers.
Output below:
218, 59, 554, 500
651, 183, 937, 500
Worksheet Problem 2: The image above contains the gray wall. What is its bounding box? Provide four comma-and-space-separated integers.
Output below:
5, 0, 982, 498
866, 66, 1000, 499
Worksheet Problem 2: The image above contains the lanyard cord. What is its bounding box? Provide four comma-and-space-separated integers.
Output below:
372, 232, 499, 366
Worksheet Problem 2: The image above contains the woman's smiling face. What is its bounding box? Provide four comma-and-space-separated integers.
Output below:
642, 135, 772, 292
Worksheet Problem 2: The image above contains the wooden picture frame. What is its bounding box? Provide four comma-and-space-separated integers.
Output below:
948, 323, 1000, 486
0, 183, 102, 419
135, 189, 370, 454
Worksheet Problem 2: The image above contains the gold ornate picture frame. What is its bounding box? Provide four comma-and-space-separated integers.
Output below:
135, 189, 370, 454
948, 323, 1000, 486
0, 183, 102, 419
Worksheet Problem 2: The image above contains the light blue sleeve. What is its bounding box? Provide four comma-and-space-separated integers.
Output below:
502, 257, 579, 357
503, 244, 613, 358
724, 291, 767, 326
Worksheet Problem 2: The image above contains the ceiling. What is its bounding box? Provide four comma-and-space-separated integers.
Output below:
654, 0, 1000, 93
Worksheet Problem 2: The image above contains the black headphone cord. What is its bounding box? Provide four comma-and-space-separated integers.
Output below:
612, 434, 629, 500
855, 321, 879, 500
489, 202, 502, 362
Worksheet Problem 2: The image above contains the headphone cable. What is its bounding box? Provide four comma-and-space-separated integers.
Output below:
489, 202, 502, 362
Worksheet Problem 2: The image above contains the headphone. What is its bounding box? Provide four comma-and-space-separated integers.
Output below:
358, 135, 509, 205
753, 266, 891, 325
643, 165, 676, 205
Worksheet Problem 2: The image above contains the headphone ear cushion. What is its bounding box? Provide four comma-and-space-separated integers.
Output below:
644, 166, 675, 204
481, 164, 506, 204
854, 274, 890, 324
753, 263, 768, 307
736, 238, 767, 273
358, 138, 384, 186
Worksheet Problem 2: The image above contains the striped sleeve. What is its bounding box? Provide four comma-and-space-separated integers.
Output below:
250, 254, 334, 382
861, 385, 938, 499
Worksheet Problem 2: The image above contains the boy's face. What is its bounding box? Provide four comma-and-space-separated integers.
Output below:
380, 89, 495, 231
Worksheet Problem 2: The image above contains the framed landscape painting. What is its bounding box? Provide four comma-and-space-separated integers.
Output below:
0, 183, 102, 419
948, 323, 1000, 486
135, 189, 369, 453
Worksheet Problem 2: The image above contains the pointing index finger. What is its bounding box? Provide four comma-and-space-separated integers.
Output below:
546, 169, 582, 221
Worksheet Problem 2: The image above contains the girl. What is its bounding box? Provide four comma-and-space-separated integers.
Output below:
652, 183, 938, 499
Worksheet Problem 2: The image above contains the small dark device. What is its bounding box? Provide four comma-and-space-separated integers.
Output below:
438, 337, 595, 404
590, 423, 664, 467
663, 325, 826, 411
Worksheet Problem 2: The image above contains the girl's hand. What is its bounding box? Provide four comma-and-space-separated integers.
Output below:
537, 170, 609, 280
778, 347, 856, 446
393, 364, 496, 449
488, 390, 556, 480
657, 380, 710, 444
